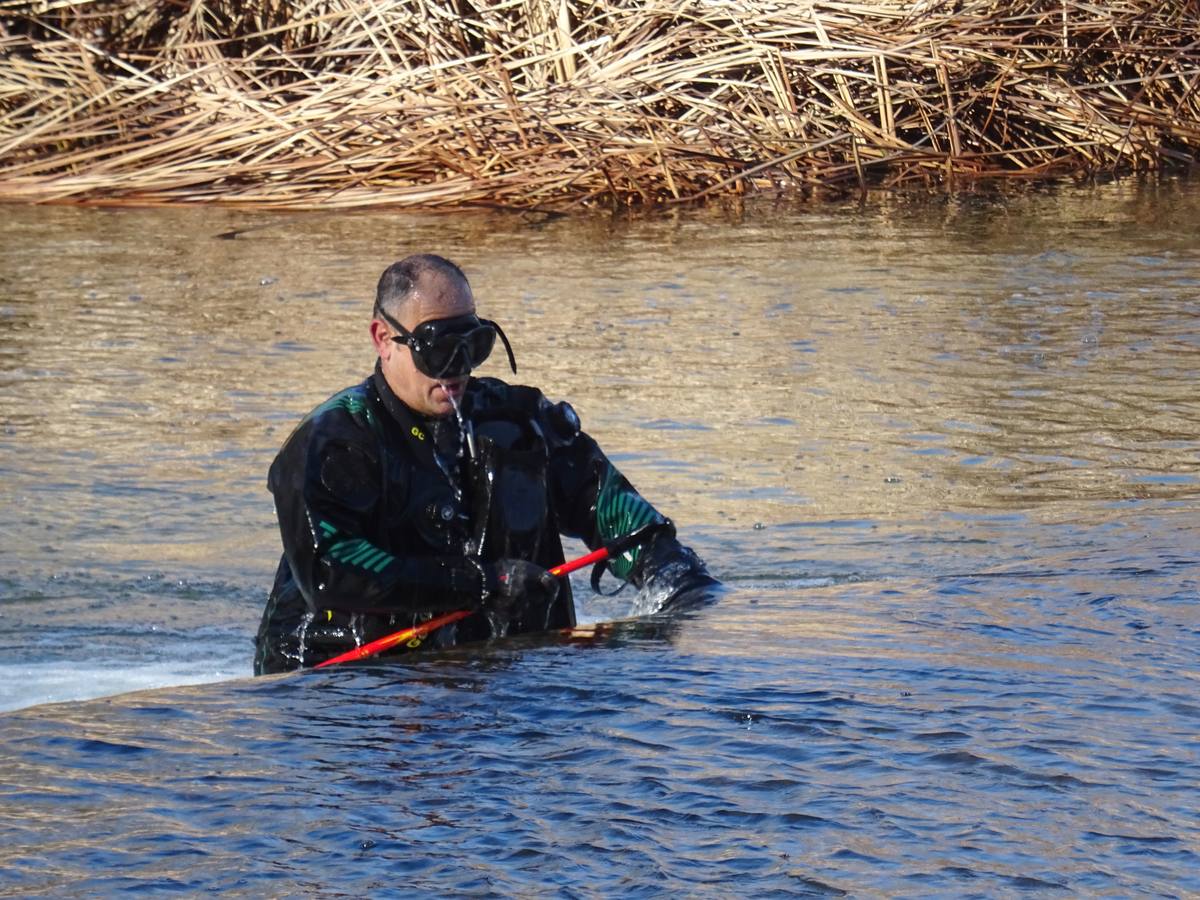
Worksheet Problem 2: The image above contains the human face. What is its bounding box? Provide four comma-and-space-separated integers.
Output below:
377, 308, 498, 380
370, 273, 476, 418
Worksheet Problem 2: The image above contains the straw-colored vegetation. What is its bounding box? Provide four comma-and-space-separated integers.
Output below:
1, 0, 1197, 209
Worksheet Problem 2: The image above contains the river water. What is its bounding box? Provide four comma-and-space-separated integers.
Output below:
1, 182, 1197, 895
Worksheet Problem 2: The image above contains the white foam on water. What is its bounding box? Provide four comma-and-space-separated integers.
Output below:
0, 662, 249, 713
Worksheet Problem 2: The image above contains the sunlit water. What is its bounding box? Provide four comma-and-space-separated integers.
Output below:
1, 182, 1197, 895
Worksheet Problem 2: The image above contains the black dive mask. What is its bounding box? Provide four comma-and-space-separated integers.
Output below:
378, 308, 517, 379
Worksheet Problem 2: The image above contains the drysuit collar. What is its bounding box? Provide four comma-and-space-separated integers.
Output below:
371, 363, 469, 465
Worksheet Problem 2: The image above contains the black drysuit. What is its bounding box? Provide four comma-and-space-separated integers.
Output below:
254, 365, 713, 673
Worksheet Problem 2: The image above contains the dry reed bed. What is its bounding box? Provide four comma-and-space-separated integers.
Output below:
0, 0, 1197, 209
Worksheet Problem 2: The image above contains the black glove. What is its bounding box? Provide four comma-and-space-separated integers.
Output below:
632, 534, 719, 612
480, 559, 560, 636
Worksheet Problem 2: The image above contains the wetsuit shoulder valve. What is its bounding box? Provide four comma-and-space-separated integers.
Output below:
549, 401, 580, 439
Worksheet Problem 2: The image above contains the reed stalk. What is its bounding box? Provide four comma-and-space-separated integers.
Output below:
0, 0, 1196, 209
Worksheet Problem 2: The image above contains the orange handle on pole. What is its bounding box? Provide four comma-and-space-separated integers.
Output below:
313, 609, 472, 669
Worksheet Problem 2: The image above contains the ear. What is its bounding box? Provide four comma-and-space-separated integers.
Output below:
368, 317, 391, 357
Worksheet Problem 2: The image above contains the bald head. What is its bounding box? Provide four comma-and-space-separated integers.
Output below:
374, 254, 472, 322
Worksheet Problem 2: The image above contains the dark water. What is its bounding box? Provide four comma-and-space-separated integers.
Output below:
1, 182, 1198, 895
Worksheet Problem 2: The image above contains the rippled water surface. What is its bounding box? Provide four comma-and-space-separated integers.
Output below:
1, 182, 1198, 895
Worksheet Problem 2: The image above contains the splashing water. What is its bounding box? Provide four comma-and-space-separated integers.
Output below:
485, 610, 511, 640
441, 382, 476, 460
292, 609, 315, 666
424, 381, 469, 509
627, 581, 676, 619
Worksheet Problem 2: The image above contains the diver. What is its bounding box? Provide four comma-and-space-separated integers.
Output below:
254, 253, 717, 673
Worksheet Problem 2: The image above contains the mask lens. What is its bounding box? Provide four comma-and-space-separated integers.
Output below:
463, 326, 496, 367
419, 324, 496, 378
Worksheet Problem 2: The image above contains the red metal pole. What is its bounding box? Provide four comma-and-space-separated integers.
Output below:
313, 535, 646, 670
313, 609, 472, 669
549, 546, 610, 577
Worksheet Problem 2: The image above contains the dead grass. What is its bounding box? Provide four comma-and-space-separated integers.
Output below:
0, 0, 1196, 209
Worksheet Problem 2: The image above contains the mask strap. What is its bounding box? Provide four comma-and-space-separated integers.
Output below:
378, 308, 416, 347
487, 319, 518, 375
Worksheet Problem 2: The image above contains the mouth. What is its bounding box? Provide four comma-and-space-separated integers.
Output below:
436, 378, 468, 400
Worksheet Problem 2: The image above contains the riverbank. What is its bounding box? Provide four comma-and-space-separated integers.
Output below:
1, 0, 1196, 210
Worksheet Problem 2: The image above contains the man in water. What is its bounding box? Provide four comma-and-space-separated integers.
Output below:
254, 253, 716, 673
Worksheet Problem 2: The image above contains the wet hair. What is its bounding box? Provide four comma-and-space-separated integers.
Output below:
374, 254, 468, 318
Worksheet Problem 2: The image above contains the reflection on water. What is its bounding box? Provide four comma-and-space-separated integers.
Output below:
0, 181, 1197, 895
2, 570, 1197, 896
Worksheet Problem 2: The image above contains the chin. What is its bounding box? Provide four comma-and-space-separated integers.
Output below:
427, 397, 456, 417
